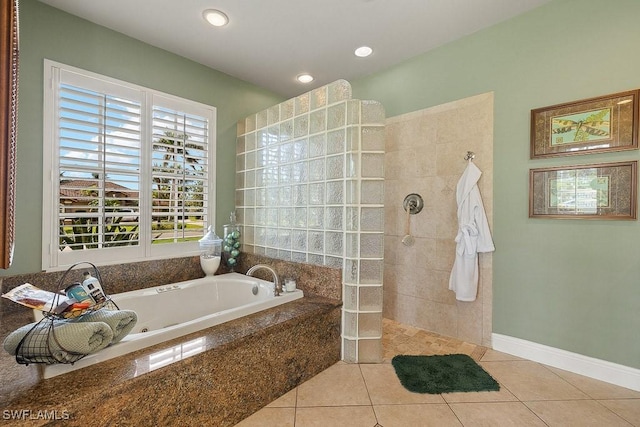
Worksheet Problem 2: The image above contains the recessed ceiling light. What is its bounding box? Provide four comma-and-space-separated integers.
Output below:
296, 74, 314, 84
354, 46, 373, 57
203, 9, 229, 27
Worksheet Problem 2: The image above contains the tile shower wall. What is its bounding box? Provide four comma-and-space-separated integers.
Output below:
383, 92, 494, 347
235, 80, 385, 363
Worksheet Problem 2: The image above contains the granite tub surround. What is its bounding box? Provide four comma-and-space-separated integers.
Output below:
0, 255, 342, 426
0, 256, 203, 311
237, 252, 342, 300
0, 253, 338, 359
0, 295, 341, 426
0, 256, 206, 357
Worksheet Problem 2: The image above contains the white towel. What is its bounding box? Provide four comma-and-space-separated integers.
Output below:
3, 320, 113, 363
72, 309, 137, 344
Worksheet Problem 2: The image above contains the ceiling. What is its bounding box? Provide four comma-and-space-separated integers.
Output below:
39, 0, 551, 98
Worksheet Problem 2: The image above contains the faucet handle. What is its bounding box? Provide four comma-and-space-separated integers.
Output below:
246, 264, 281, 297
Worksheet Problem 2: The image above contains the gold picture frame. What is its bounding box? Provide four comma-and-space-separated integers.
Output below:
531, 90, 639, 159
0, 0, 19, 268
529, 161, 637, 220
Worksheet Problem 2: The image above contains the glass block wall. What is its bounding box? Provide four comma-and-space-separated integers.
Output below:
235, 80, 385, 363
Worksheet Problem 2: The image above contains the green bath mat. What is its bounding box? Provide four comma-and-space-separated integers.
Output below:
391, 354, 500, 394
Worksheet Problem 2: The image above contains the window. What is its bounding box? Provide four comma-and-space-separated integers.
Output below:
43, 61, 216, 270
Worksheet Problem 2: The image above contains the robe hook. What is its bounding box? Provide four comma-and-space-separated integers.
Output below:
464, 151, 476, 161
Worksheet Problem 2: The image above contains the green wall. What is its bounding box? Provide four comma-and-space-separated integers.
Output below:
353, 0, 640, 369
6, 0, 639, 370
2, 0, 282, 276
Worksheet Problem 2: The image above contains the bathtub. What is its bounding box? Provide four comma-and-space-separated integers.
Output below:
39, 272, 303, 379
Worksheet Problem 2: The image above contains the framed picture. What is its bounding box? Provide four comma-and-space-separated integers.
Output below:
531, 90, 639, 158
529, 161, 637, 220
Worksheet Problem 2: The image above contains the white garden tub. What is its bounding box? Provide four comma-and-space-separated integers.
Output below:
40, 272, 303, 378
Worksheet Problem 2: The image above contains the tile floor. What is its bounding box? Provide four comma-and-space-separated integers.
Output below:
234, 319, 640, 426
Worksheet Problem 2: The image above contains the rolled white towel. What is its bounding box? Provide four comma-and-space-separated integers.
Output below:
3, 320, 113, 363
72, 309, 137, 344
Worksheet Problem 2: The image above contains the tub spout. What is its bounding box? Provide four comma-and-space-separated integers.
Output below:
246, 264, 281, 296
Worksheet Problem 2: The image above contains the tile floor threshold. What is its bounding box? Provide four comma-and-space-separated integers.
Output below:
235, 319, 640, 426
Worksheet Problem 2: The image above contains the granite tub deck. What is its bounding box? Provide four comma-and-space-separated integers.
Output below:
0, 295, 341, 426
0, 255, 343, 426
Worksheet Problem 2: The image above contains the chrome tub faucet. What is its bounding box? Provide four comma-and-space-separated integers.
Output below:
246, 264, 281, 296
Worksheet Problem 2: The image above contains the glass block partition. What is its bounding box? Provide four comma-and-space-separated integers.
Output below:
235, 80, 385, 363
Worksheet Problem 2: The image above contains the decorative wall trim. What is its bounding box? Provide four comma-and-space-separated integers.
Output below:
492, 333, 640, 392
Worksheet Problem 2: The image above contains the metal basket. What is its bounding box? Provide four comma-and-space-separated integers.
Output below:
14, 262, 119, 365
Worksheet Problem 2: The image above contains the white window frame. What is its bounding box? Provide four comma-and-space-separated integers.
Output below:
42, 60, 216, 271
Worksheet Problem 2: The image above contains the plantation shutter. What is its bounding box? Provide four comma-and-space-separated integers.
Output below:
57, 71, 142, 252
151, 98, 209, 244
44, 61, 216, 269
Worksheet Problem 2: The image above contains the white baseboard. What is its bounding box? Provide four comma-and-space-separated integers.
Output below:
492, 333, 640, 392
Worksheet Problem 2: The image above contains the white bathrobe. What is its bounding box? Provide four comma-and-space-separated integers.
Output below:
449, 162, 495, 302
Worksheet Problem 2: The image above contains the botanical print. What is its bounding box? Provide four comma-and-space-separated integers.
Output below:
548, 169, 610, 213
551, 108, 611, 146
530, 161, 635, 220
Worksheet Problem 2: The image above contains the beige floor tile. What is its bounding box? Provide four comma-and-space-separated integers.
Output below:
266, 388, 297, 407
525, 400, 634, 426
449, 402, 547, 426
233, 319, 638, 426
295, 406, 377, 427
296, 363, 370, 407
481, 360, 589, 401
480, 348, 524, 362
373, 403, 462, 427
598, 399, 640, 427
546, 366, 640, 400
232, 407, 295, 427
360, 363, 445, 404
442, 386, 518, 404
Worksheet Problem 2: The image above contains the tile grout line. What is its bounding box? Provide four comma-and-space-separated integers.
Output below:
358, 364, 383, 427
264, 318, 640, 426
293, 386, 298, 427
478, 355, 624, 427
